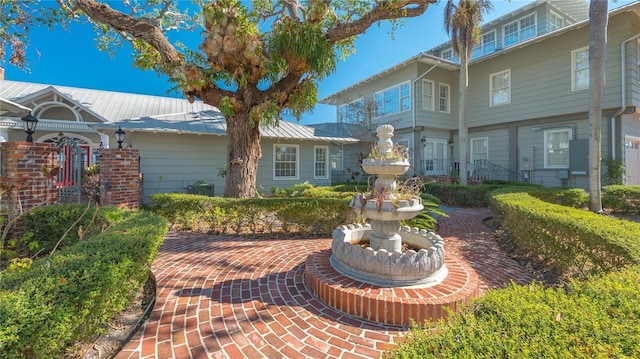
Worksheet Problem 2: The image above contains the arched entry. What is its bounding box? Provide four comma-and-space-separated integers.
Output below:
41, 134, 97, 203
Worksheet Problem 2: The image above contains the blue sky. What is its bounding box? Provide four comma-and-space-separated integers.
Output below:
2, 0, 632, 125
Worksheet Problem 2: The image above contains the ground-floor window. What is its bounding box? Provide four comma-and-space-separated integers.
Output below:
274, 144, 299, 179
544, 129, 572, 168
314, 146, 329, 179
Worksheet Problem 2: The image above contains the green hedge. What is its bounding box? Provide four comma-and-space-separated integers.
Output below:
150, 193, 356, 235
422, 184, 508, 207
490, 191, 640, 278
602, 185, 640, 213
387, 265, 640, 358
0, 208, 167, 358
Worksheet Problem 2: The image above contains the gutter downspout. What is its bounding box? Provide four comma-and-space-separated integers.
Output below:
412, 59, 441, 171
611, 33, 640, 160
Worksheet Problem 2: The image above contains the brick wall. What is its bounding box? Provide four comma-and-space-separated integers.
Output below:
0, 142, 58, 216
99, 149, 142, 209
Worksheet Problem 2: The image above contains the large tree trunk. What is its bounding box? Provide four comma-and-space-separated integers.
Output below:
458, 55, 469, 186
224, 112, 261, 198
588, 0, 608, 212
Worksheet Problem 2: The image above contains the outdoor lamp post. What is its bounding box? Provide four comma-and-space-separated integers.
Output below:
114, 126, 125, 149
21, 112, 39, 142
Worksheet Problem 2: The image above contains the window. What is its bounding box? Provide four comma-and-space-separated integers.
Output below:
572, 47, 589, 91
314, 146, 329, 179
490, 70, 511, 106
549, 10, 564, 31
374, 82, 411, 116
422, 79, 434, 110
470, 137, 488, 167
441, 48, 459, 63
331, 146, 343, 170
471, 31, 496, 59
339, 98, 364, 123
503, 13, 536, 47
544, 129, 572, 168
274, 144, 299, 179
439, 83, 450, 113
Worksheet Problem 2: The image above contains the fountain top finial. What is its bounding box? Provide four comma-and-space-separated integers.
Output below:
376, 124, 394, 138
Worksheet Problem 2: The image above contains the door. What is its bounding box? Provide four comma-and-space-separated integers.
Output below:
423, 140, 447, 175
625, 136, 640, 185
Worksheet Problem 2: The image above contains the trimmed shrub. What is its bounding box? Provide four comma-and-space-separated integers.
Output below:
150, 193, 355, 236
602, 185, 640, 213
387, 266, 640, 359
0, 209, 167, 359
490, 191, 640, 278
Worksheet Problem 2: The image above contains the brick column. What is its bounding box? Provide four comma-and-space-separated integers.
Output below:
0, 142, 58, 216
0, 142, 58, 239
99, 149, 142, 209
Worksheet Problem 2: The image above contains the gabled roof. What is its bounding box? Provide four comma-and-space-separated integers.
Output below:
0, 80, 358, 143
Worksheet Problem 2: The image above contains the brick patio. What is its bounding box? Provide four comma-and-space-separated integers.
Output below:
115, 207, 535, 359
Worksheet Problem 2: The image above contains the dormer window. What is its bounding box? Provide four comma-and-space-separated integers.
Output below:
471, 31, 496, 59
503, 13, 536, 47
549, 10, 564, 31
441, 48, 458, 63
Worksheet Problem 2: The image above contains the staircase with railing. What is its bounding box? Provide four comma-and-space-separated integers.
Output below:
420, 159, 521, 183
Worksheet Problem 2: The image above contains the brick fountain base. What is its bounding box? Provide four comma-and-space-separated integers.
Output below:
305, 249, 480, 327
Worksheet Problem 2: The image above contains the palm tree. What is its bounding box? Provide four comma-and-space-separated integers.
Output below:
444, 0, 493, 185
588, 0, 608, 213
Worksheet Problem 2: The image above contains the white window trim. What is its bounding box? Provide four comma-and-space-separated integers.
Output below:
441, 48, 458, 62
571, 46, 589, 91
470, 137, 489, 164
472, 30, 496, 59
490, 69, 511, 107
374, 81, 411, 117
439, 83, 450, 113
544, 129, 573, 169
502, 13, 537, 48
314, 145, 329, 179
549, 10, 564, 31
273, 144, 299, 180
422, 79, 434, 111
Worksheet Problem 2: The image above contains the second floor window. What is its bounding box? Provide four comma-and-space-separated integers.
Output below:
490, 70, 511, 106
441, 48, 459, 63
572, 47, 589, 91
439, 83, 450, 113
549, 10, 564, 31
504, 13, 536, 47
422, 79, 434, 111
375, 82, 410, 116
472, 31, 496, 59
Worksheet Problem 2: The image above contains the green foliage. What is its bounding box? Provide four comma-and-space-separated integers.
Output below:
387, 266, 640, 358
401, 194, 446, 231
0, 209, 167, 359
10, 204, 118, 260
603, 158, 625, 185
149, 193, 355, 236
271, 182, 315, 197
490, 191, 640, 279
422, 183, 505, 207
526, 187, 589, 208
602, 185, 640, 213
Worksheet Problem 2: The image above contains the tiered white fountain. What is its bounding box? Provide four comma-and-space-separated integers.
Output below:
330, 125, 447, 287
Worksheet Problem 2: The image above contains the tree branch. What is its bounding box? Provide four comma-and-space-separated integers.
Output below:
74, 0, 182, 65
326, 0, 435, 43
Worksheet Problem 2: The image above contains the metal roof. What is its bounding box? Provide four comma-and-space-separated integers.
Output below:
0, 80, 357, 143
0, 97, 31, 116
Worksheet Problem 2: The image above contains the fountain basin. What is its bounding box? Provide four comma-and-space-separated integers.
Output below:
330, 224, 447, 287
351, 196, 424, 221
361, 159, 410, 176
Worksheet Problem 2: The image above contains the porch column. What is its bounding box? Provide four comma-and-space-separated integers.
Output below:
99, 148, 142, 209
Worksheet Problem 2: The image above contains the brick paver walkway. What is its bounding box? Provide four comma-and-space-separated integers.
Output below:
115, 207, 535, 359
